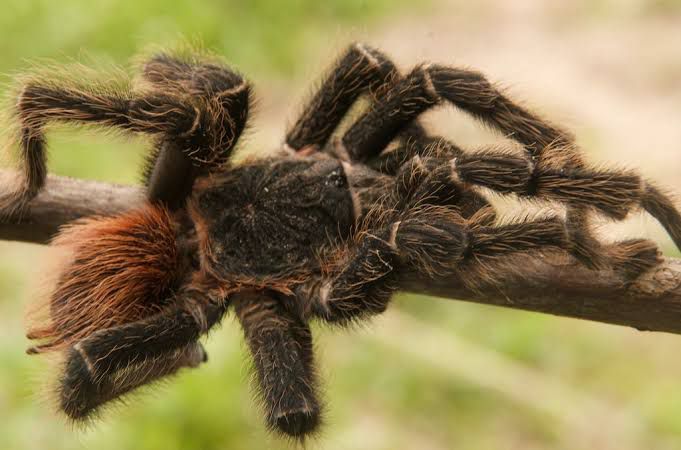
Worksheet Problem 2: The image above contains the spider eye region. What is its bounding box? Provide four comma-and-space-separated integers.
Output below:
326, 168, 347, 188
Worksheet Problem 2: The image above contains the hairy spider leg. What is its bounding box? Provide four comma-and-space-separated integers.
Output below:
59, 291, 227, 420
286, 43, 440, 160
341, 64, 574, 161
404, 152, 663, 279
233, 291, 321, 439
298, 202, 569, 325
406, 146, 654, 220
285, 43, 398, 154
299, 211, 570, 324
60, 341, 207, 421
1, 61, 250, 214
340, 63, 681, 261
337, 62, 607, 268
139, 52, 252, 209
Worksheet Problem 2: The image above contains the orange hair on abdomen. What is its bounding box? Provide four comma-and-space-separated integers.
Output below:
27, 204, 181, 353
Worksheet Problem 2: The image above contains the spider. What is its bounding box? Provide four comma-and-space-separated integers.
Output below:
2, 43, 680, 440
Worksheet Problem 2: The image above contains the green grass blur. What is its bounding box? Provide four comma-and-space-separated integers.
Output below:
2, 1, 681, 450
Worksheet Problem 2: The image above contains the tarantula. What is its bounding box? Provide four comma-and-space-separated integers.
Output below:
2, 43, 680, 440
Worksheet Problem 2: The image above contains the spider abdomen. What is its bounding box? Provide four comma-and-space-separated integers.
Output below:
27, 204, 183, 353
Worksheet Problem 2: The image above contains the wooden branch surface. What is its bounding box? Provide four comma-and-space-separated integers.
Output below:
2, 169, 681, 334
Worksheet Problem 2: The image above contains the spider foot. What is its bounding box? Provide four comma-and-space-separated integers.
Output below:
270, 406, 321, 439
607, 239, 662, 283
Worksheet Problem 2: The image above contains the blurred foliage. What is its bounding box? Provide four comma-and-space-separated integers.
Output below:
1, 1, 681, 450
0, 0, 410, 77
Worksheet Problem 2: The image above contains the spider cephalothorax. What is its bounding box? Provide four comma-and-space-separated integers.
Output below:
2, 43, 680, 440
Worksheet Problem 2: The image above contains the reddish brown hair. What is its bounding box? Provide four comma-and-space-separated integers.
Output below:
27, 204, 181, 353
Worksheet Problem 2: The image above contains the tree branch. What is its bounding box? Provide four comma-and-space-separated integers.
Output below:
0, 171, 144, 243
3, 169, 681, 334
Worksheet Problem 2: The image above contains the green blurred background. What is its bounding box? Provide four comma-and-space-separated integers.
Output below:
1, 1, 681, 449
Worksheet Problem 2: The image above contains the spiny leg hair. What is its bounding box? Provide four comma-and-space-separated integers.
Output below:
296, 46, 680, 264
0, 52, 251, 214
60, 341, 208, 422
339, 58, 681, 264
59, 288, 227, 420
234, 291, 321, 439
298, 205, 569, 325
285, 43, 398, 154
296, 166, 573, 325
394, 148, 665, 277
139, 51, 251, 208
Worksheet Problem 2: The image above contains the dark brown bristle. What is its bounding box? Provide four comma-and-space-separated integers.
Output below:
641, 183, 681, 251
469, 216, 567, 259
607, 239, 662, 282
536, 169, 641, 219
233, 292, 322, 440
